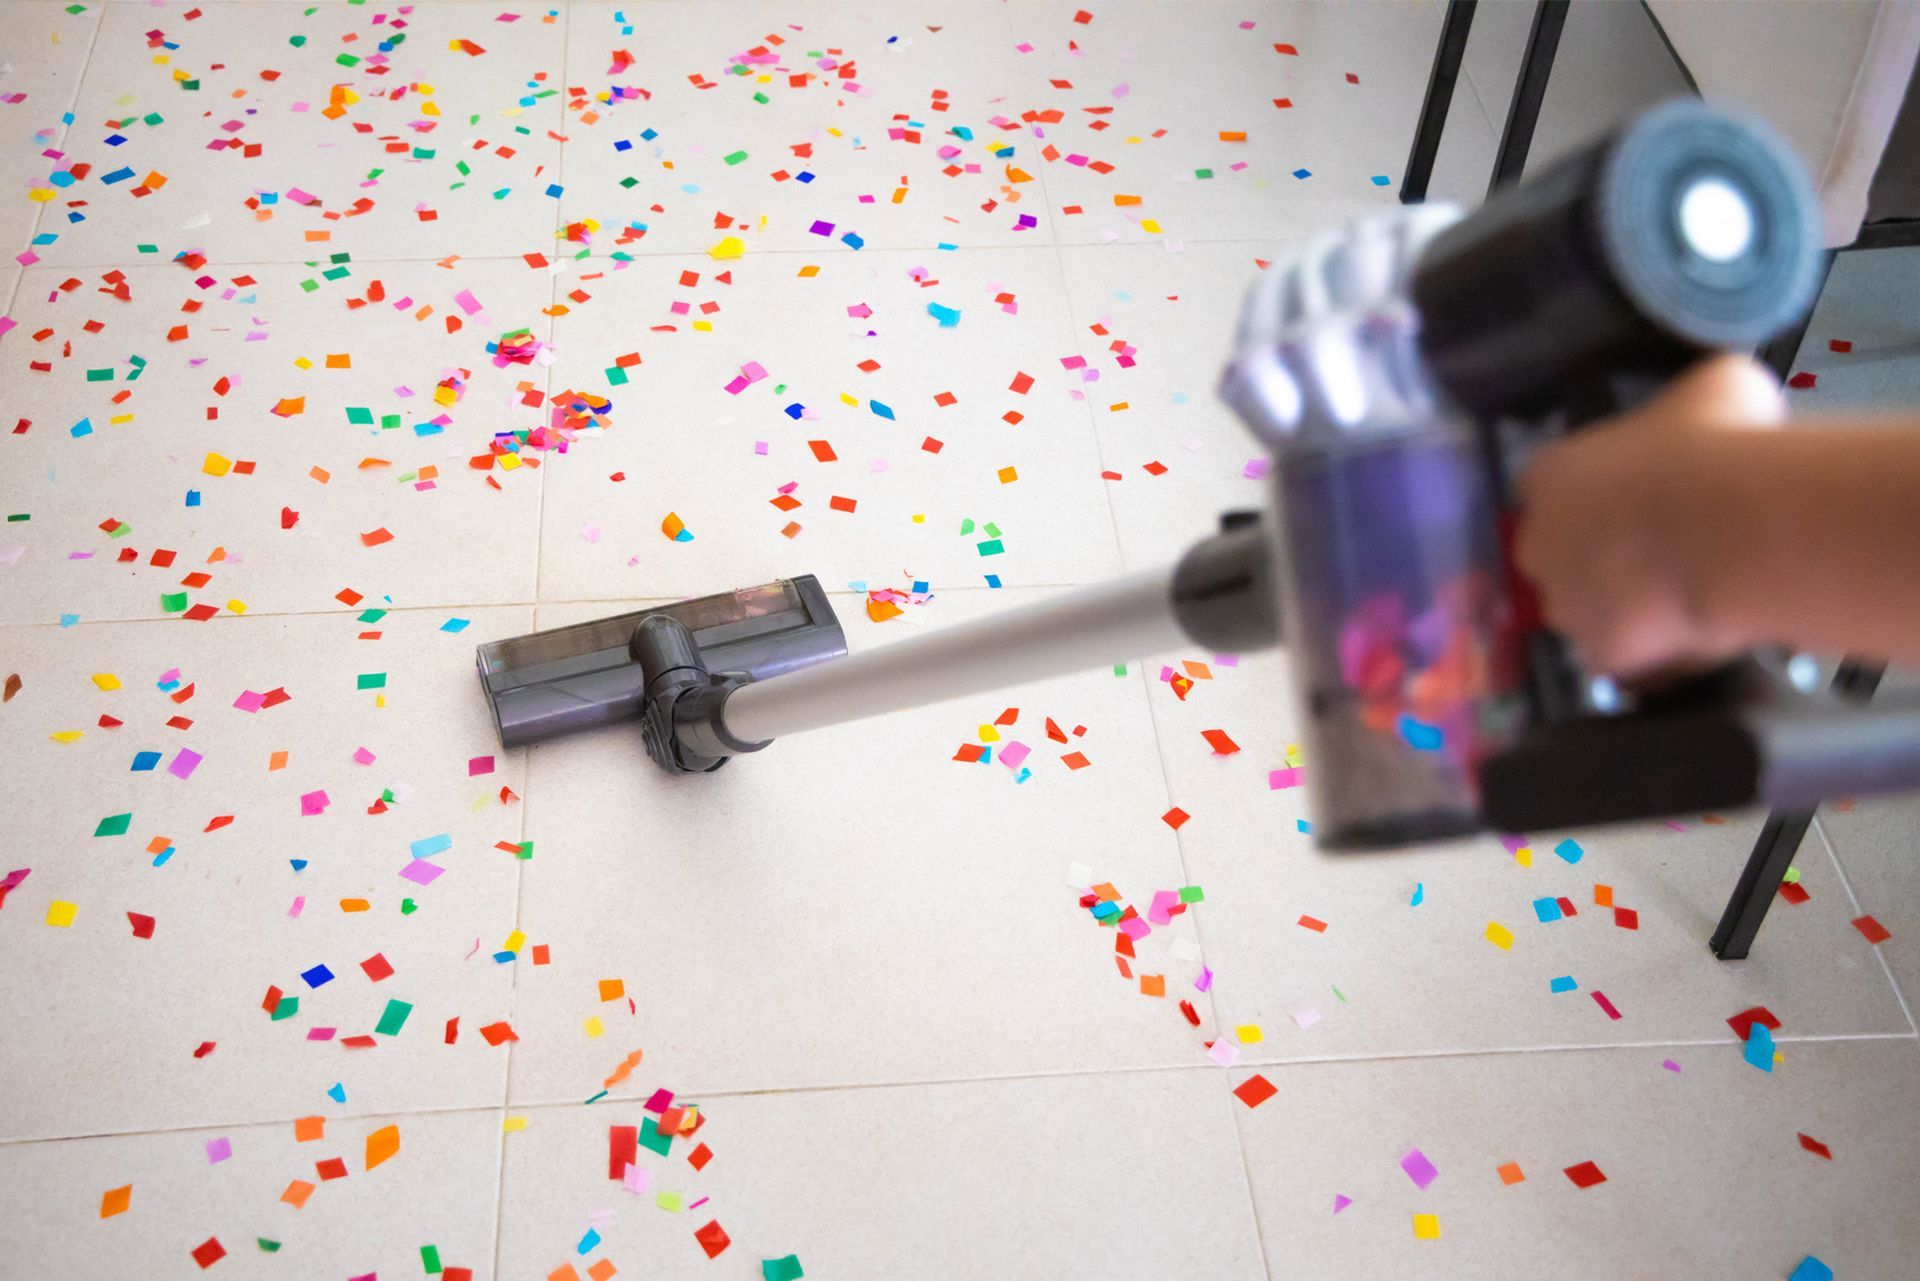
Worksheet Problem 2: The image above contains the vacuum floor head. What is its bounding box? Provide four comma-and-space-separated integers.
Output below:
476, 576, 845, 748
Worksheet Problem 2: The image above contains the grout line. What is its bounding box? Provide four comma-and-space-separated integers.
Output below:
492, 6, 572, 1275
1813, 814, 1918, 1035
0, 579, 1123, 631
21, 0, 108, 255
15, 1026, 1918, 1148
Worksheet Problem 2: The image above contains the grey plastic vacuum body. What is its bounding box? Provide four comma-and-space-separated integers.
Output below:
477, 100, 1920, 847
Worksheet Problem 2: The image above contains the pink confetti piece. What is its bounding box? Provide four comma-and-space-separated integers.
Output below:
453, 288, 484, 315
998, 740, 1030, 770
1333, 1194, 1352, 1213
1268, 767, 1303, 790
233, 690, 266, 713
352, 747, 376, 765
468, 755, 496, 776
205, 1137, 231, 1164
399, 860, 445, 887
1400, 1148, 1439, 1190
1206, 1038, 1240, 1067
1591, 990, 1622, 1020
168, 748, 203, 780
300, 790, 330, 816
1195, 965, 1214, 992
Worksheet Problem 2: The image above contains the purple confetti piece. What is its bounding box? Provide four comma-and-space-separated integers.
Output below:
1400, 1148, 1439, 1190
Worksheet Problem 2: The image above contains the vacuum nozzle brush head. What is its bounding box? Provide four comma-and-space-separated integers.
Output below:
475, 575, 845, 749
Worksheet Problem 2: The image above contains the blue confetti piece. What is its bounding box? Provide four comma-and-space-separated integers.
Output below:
977, 746, 992, 765
492, 951, 517, 963
70, 417, 93, 438
926, 301, 962, 327
640, 128, 658, 141
936, 241, 957, 251
784, 402, 805, 419
545, 183, 564, 197
984, 574, 1002, 588
1789, 1257, 1834, 1281
614, 138, 632, 152
300, 964, 335, 989
1743, 1021, 1776, 1073
101, 166, 135, 185
327, 1082, 347, 1104
1370, 174, 1391, 186
1292, 168, 1312, 180
410, 832, 453, 859
1532, 896, 1563, 923
290, 859, 309, 872
30, 232, 56, 246
1410, 882, 1424, 907
439, 617, 470, 633
186, 489, 201, 507
1549, 975, 1578, 993
1554, 838, 1584, 865
59, 614, 79, 628
951, 125, 974, 141
1296, 819, 1313, 834
131, 751, 162, 772
795, 170, 815, 184
1396, 714, 1443, 751
869, 399, 895, 420
151, 845, 175, 868
1014, 766, 1032, 784
911, 580, 929, 594
578, 1228, 602, 1256
841, 231, 865, 250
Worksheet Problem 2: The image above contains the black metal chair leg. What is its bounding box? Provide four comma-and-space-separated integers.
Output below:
1489, 0, 1570, 194
1400, 0, 1479, 206
1711, 659, 1885, 959
1758, 249, 1838, 381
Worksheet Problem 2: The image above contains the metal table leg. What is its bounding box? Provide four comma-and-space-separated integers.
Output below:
1400, 0, 1479, 205
1711, 659, 1885, 959
1489, 0, 1570, 194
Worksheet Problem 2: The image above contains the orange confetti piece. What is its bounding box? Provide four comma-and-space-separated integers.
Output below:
99, 1185, 131, 1219
603, 1048, 644, 1088
598, 978, 625, 1002
1201, 729, 1240, 755
364, 1123, 399, 1170
360, 527, 394, 547
280, 1179, 315, 1209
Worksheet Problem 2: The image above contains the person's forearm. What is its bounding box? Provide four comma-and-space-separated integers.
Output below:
1676, 423, 1920, 663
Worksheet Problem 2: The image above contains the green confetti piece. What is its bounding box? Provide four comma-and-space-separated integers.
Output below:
1333, 985, 1347, 1003
271, 994, 299, 1021
94, 812, 132, 837
65, 3, 88, 13
1178, 886, 1205, 904
1195, 168, 1214, 179
257, 1239, 281, 1254
605, 366, 629, 386
374, 998, 413, 1036
420, 1244, 442, 1274
656, 1190, 683, 1212
161, 591, 188, 613
959, 518, 975, 535
299, 278, 319, 293
400, 898, 418, 915
141, 112, 163, 127
6, 513, 29, 522
289, 34, 307, 48
638, 1116, 672, 1156
762, 1256, 805, 1281
976, 539, 1005, 557
619, 176, 638, 189
85, 368, 113, 382
380, 413, 401, 430
1784, 866, 1801, 884
514, 841, 533, 861
336, 52, 361, 67
584, 1088, 608, 1105
357, 672, 386, 690
1113, 664, 1127, 677
346, 407, 373, 425
412, 146, 434, 160
136, 243, 158, 254
753, 91, 769, 105
983, 521, 1002, 538
106, 521, 131, 539
357, 609, 387, 624
322, 266, 350, 282
723, 150, 748, 166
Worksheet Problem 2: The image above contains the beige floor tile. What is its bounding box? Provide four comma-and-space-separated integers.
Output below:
1816, 798, 1920, 1018
49, 3, 566, 264
0, 1106, 503, 1281
557, 1, 1054, 256
0, 607, 530, 1138
1233, 1038, 1920, 1279
0, 3, 101, 257
1, 257, 551, 624
502, 587, 1207, 1102
1142, 646, 1912, 1063
1004, 1, 1461, 246
496, 1068, 1265, 1280
534, 245, 1123, 602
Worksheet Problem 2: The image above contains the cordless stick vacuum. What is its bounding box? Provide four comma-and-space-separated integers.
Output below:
479, 100, 1920, 850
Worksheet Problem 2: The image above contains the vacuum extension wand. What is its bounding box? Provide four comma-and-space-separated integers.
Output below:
478, 99, 1920, 846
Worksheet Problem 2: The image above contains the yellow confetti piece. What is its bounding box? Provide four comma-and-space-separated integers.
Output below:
997, 466, 1018, 484
1235, 1024, 1263, 1044
1140, 219, 1163, 234
502, 930, 526, 954
46, 901, 77, 928
49, 730, 85, 744
583, 1016, 605, 1039
1413, 1213, 1441, 1240
911, 513, 924, 523
293, 356, 314, 371
977, 724, 1000, 743
1514, 845, 1533, 867
798, 265, 820, 277
91, 673, 122, 691
708, 236, 745, 260
502, 1115, 528, 1132
1485, 921, 1514, 950
226, 599, 248, 616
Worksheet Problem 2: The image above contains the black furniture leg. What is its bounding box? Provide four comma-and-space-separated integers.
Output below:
1711, 659, 1886, 959
1488, 0, 1570, 194
1400, 0, 1479, 205
1758, 249, 1838, 381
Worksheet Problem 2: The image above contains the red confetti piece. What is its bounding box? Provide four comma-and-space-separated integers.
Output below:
609, 1125, 636, 1179
191, 1237, 226, 1269
1829, 339, 1852, 353
478, 1020, 518, 1046
1233, 1074, 1278, 1109
1297, 915, 1327, 933
1613, 906, 1639, 930
688, 1142, 713, 1171
360, 953, 393, 981
1852, 914, 1891, 944
694, 1220, 731, 1259
1200, 729, 1240, 755
1563, 1160, 1606, 1188
1591, 990, 1622, 1020
127, 911, 155, 939
1798, 1132, 1833, 1160
1787, 371, 1817, 389
1161, 807, 1190, 830
1778, 880, 1810, 904
1728, 1006, 1781, 1040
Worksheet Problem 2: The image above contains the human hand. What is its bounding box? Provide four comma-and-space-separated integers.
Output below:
1513, 355, 1787, 678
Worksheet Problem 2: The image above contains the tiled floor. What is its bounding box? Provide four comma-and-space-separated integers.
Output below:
3, 3, 1916, 1279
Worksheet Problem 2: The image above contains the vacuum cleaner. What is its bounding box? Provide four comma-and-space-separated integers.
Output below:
477, 99, 1920, 850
